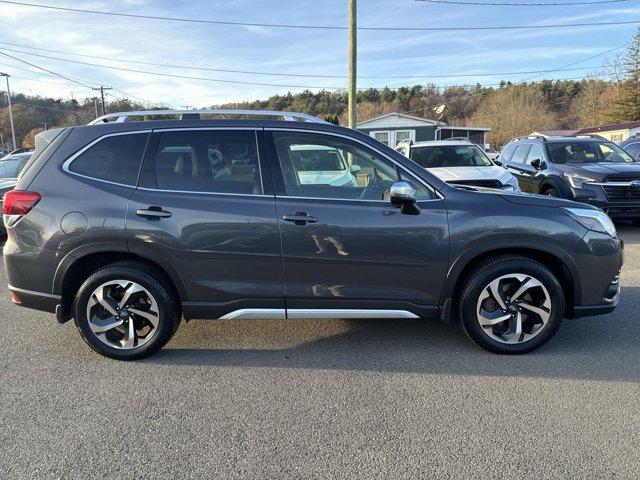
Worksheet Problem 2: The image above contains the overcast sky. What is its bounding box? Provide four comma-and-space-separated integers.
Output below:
0, 0, 639, 108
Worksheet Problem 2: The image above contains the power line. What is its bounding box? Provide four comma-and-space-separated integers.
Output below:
0, 40, 613, 80
0, 48, 347, 89
0, 0, 639, 31
0, 50, 95, 89
417, 0, 630, 5
0, 46, 622, 92
0, 52, 161, 107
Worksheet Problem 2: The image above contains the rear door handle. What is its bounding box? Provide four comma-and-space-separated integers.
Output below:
136, 206, 172, 219
282, 212, 318, 225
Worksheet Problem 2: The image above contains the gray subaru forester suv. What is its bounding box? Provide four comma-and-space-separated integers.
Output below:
3, 110, 623, 360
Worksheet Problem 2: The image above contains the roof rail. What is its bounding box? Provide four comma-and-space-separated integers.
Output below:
514, 134, 547, 142
443, 136, 471, 141
88, 109, 330, 125
573, 134, 606, 140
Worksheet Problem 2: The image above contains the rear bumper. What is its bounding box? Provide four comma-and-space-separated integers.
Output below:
8, 285, 60, 314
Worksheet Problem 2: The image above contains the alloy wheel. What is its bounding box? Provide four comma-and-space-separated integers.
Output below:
476, 273, 552, 344
86, 280, 160, 350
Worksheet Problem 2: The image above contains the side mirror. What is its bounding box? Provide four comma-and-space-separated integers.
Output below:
494, 159, 503, 166
531, 158, 544, 170
389, 181, 420, 215
350, 164, 362, 173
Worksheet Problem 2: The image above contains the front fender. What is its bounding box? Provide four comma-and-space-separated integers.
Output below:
440, 233, 582, 308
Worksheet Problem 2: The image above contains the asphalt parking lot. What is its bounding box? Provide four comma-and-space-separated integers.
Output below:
1, 226, 639, 479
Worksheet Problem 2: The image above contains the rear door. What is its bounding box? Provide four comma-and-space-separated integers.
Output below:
266, 129, 449, 318
504, 144, 533, 191
126, 128, 284, 318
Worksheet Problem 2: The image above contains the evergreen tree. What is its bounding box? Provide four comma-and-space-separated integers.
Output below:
612, 26, 640, 122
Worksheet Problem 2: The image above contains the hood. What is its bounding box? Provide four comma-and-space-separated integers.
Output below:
428, 165, 512, 183
559, 162, 640, 180
497, 190, 595, 209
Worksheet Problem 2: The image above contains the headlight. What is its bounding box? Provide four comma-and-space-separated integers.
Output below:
562, 207, 617, 238
564, 173, 596, 189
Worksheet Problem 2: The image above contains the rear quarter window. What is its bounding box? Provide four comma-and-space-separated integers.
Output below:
67, 133, 149, 186
498, 144, 516, 162
624, 142, 640, 160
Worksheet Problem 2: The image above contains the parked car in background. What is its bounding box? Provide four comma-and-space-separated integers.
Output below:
484, 147, 499, 161
290, 144, 359, 187
3, 110, 622, 360
0, 151, 32, 235
395, 139, 520, 192
499, 134, 640, 224
620, 135, 640, 161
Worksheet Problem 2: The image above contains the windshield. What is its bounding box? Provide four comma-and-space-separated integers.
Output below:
410, 144, 493, 168
547, 141, 635, 164
290, 146, 347, 172
0, 154, 30, 178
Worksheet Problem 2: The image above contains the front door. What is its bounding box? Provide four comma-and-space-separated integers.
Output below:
266, 130, 449, 318
126, 128, 284, 318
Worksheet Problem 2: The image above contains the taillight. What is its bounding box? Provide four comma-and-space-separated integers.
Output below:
3, 190, 41, 216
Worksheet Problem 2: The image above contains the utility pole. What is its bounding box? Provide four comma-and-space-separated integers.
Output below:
0, 73, 17, 150
93, 97, 99, 119
92, 86, 112, 116
181, 104, 193, 110
347, 0, 357, 129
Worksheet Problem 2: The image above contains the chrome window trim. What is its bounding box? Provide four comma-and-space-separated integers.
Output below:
265, 127, 444, 201
62, 130, 152, 188
151, 127, 260, 132
136, 186, 272, 198
152, 127, 265, 195
274, 195, 442, 204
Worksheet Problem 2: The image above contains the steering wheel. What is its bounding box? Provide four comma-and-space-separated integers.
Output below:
359, 168, 387, 200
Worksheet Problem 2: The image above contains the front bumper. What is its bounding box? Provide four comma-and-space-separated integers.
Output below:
568, 230, 623, 318
571, 184, 640, 218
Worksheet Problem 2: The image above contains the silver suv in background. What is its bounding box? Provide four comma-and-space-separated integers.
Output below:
395, 139, 520, 192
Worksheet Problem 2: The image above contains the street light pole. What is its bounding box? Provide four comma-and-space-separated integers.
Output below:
0, 73, 17, 150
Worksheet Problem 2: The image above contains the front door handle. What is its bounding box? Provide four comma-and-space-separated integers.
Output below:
136, 206, 172, 219
282, 211, 318, 226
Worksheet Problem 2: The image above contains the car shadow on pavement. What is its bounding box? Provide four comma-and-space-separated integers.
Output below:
145, 286, 640, 383
616, 222, 640, 245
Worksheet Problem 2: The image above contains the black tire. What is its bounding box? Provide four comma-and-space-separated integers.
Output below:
457, 255, 565, 354
543, 187, 560, 197
74, 262, 181, 360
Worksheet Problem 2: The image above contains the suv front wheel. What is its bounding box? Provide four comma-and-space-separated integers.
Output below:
458, 255, 564, 354
73, 262, 181, 360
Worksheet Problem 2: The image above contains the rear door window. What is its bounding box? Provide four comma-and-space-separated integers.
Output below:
511, 144, 531, 164
153, 130, 262, 194
68, 133, 149, 186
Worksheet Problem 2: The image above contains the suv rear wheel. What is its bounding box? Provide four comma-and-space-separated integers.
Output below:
458, 255, 564, 354
73, 263, 181, 360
